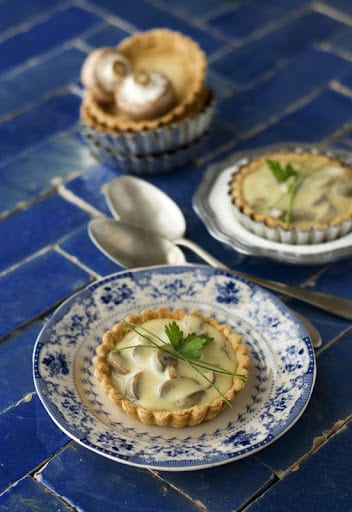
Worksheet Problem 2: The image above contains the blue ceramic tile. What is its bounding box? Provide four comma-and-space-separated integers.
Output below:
0, 394, 68, 493
0, 0, 59, 34
234, 89, 352, 147
206, 71, 237, 100
0, 48, 85, 118
218, 48, 352, 134
83, 23, 131, 48
306, 258, 352, 299
0, 131, 95, 215
87, 0, 224, 55
0, 6, 102, 74
59, 226, 121, 276
37, 443, 201, 512
338, 71, 352, 92
319, 0, 352, 17
153, 0, 223, 18
207, 0, 310, 41
323, 24, 352, 54
64, 164, 118, 216
0, 476, 72, 511
0, 322, 42, 413
0, 250, 90, 339
159, 458, 274, 512
0, 93, 81, 164
210, 11, 344, 87
247, 420, 352, 512
0, 194, 89, 272
256, 330, 352, 473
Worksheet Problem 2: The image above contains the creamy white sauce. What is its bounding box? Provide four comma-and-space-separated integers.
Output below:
107, 315, 237, 411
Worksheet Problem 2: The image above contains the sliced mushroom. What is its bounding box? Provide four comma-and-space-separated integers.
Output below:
158, 377, 200, 398
125, 372, 143, 401
152, 345, 178, 373
108, 352, 130, 375
290, 209, 315, 223
335, 183, 352, 197
174, 390, 205, 409
311, 193, 329, 207
318, 203, 338, 224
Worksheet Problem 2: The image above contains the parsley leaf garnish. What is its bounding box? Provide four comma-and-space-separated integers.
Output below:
165, 320, 213, 359
266, 159, 301, 226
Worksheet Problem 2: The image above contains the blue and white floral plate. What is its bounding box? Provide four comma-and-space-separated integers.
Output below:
33, 265, 316, 471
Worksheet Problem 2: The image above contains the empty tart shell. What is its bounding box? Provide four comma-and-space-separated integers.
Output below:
87, 29, 207, 132
93, 308, 249, 428
229, 151, 352, 244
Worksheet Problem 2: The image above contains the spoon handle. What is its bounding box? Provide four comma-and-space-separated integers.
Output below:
176, 238, 352, 321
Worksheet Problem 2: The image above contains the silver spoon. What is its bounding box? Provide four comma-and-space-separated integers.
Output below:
89, 218, 323, 347
105, 176, 352, 321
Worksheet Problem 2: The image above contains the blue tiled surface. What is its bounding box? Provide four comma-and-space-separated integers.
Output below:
0, 395, 68, 493
209, 10, 344, 88
1, 0, 352, 511
0, 476, 72, 512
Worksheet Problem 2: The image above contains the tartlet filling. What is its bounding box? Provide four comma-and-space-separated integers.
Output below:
106, 315, 237, 411
230, 153, 352, 230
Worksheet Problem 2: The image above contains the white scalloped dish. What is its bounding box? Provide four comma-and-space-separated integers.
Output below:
193, 144, 352, 264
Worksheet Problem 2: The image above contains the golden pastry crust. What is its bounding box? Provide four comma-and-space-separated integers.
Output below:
229, 152, 352, 233
94, 308, 249, 428
87, 29, 207, 131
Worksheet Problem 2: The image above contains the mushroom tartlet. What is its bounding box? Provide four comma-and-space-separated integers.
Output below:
94, 308, 249, 428
229, 151, 352, 244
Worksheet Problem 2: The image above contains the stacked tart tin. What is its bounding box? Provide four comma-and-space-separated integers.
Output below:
80, 29, 215, 174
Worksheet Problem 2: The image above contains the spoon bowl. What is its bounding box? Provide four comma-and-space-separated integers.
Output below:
106, 175, 186, 241
89, 218, 185, 268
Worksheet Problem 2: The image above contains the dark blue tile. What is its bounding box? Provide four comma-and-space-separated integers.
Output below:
320, 0, 352, 17
0, 250, 90, 339
0, 194, 90, 272
0, 93, 81, 164
0, 476, 72, 511
87, 0, 224, 55
65, 164, 118, 216
210, 11, 344, 87
233, 89, 352, 147
159, 458, 274, 512
206, 71, 237, 100
0, 132, 95, 215
83, 23, 131, 48
0, 395, 68, 493
0, 48, 85, 118
307, 259, 352, 299
0, 6, 102, 74
0, 0, 59, 34
207, 0, 310, 41
59, 226, 121, 276
247, 420, 352, 511
256, 331, 352, 473
37, 443, 201, 512
0, 322, 42, 413
153, 0, 223, 18
218, 48, 352, 134
323, 24, 352, 54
